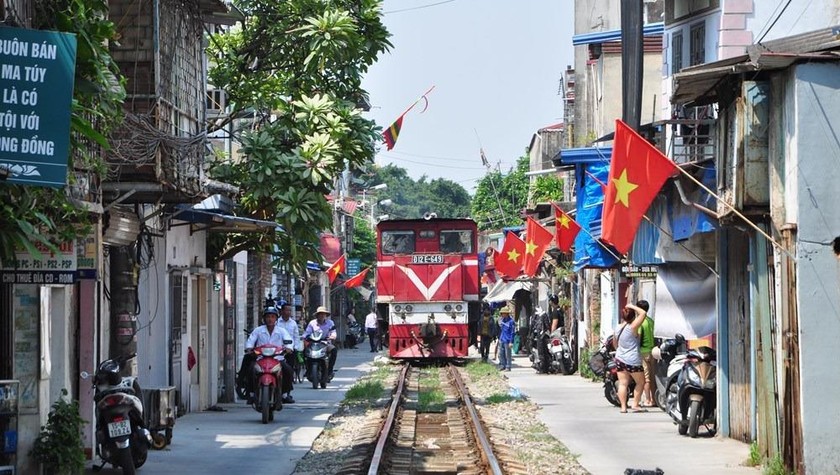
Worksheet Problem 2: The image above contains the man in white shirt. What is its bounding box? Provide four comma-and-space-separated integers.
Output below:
244, 306, 295, 403
365, 310, 378, 353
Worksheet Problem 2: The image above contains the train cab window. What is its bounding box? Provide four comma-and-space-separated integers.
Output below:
382, 231, 415, 254
440, 230, 473, 254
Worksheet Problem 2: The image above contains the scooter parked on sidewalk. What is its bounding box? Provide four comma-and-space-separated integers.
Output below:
88, 353, 152, 475
588, 336, 634, 407
348, 320, 366, 346
667, 344, 717, 437
651, 334, 688, 410
304, 329, 334, 389
531, 327, 575, 375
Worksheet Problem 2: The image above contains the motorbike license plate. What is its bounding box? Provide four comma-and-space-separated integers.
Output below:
107, 420, 131, 438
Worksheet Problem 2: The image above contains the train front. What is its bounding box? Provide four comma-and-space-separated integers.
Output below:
375, 219, 480, 359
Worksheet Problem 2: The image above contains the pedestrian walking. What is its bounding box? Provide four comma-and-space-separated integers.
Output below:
365, 309, 378, 352
498, 306, 515, 371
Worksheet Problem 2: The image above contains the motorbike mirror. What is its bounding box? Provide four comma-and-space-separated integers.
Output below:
674, 333, 686, 343
80, 371, 90, 380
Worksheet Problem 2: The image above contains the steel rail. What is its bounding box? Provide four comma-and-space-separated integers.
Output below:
367, 363, 409, 475
448, 363, 504, 475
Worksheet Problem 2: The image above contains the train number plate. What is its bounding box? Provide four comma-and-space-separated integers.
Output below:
107, 420, 131, 438
412, 254, 443, 264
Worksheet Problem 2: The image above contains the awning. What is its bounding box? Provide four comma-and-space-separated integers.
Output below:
572, 22, 664, 46
483, 279, 532, 303
170, 205, 280, 233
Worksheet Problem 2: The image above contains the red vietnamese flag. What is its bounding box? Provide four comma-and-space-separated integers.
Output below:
602, 119, 678, 254
343, 267, 370, 289
523, 217, 554, 276
495, 232, 526, 278
326, 255, 346, 284
553, 204, 582, 253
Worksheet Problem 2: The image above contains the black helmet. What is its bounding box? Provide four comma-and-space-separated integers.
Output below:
549, 294, 559, 305
95, 359, 121, 386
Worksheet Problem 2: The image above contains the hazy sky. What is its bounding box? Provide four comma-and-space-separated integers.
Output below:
362, 0, 576, 193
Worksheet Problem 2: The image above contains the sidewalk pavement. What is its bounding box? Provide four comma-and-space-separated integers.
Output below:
85, 346, 378, 474
496, 349, 758, 475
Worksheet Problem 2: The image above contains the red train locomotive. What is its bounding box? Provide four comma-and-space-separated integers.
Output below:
375, 217, 480, 359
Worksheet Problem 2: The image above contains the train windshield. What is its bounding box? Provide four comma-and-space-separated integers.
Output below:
440, 230, 473, 254
382, 231, 415, 254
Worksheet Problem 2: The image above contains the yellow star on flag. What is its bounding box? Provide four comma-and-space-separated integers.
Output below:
611, 168, 639, 207
331, 264, 342, 276
506, 248, 521, 262
525, 240, 538, 256
558, 214, 571, 228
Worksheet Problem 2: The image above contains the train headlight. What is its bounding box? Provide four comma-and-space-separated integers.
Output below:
455, 304, 463, 312
444, 304, 452, 312
405, 305, 413, 313
394, 304, 402, 313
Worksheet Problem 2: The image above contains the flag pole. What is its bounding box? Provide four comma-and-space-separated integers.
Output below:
397, 85, 436, 119
672, 166, 793, 259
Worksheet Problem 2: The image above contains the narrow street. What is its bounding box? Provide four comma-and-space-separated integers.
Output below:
85, 349, 377, 475
501, 352, 757, 475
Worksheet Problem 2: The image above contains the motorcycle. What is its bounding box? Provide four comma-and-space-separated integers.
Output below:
667, 343, 717, 437
651, 334, 688, 410
348, 320, 366, 345
304, 329, 334, 389
89, 353, 152, 475
247, 343, 287, 424
588, 336, 634, 407
530, 328, 575, 375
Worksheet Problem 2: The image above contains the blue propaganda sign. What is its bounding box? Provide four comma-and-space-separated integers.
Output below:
0, 27, 77, 188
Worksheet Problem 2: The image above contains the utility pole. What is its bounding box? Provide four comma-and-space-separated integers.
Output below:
620, 0, 644, 131
109, 245, 138, 373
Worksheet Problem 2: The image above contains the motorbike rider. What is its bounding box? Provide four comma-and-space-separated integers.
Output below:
548, 294, 565, 334
303, 306, 338, 378
278, 302, 302, 385
244, 306, 296, 404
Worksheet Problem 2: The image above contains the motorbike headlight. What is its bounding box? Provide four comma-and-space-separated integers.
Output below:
686, 366, 701, 386
261, 347, 276, 357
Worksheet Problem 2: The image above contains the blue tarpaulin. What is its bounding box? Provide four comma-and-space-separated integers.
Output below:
574, 162, 619, 270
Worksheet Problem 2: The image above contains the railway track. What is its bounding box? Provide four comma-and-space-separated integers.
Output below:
340, 362, 506, 474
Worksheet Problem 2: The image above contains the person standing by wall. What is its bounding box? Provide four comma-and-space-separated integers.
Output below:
477, 307, 499, 363
637, 301, 655, 407
364, 309, 378, 353
498, 306, 515, 371
614, 302, 649, 413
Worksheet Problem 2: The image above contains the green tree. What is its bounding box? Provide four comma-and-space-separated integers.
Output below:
531, 174, 565, 203
206, 0, 391, 273
349, 218, 376, 267
366, 164, 471, 220
471, 154, 530, 231
0, 0, 125, 262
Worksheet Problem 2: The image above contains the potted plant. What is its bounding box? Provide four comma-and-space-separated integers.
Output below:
30, 389, 86, 474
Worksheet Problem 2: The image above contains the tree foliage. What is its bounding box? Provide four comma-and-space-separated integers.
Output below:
471, 155, 530, 231
531, 174, 565, 204
206, 0, 391, 273
0, 0, 125, 262
365, 164, 471, 220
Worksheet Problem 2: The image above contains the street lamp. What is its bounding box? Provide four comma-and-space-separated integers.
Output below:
371, 198, 392, 225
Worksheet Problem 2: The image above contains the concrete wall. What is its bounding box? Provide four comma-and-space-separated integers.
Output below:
746, 0, 840, 44
791, 62, 840, 475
